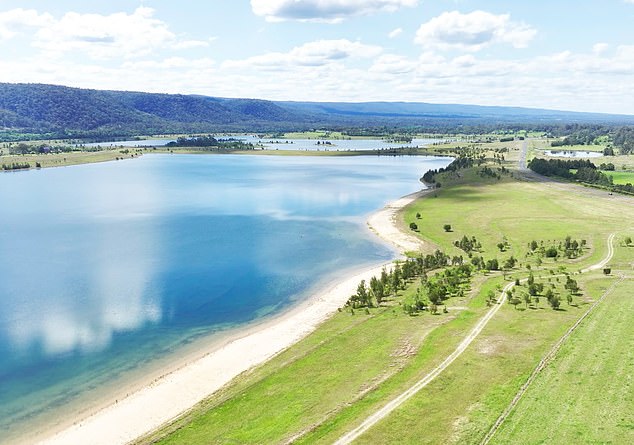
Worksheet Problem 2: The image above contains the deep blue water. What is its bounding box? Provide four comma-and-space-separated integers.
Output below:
0, 153, 451, 437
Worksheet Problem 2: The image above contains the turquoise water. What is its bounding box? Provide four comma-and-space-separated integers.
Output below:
0, 153, 451, 438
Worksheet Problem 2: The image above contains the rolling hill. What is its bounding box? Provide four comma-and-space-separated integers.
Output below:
1, 83, 633, 140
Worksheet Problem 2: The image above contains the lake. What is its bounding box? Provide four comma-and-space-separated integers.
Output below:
0, 153, 451, 440
84, 136, 442, 151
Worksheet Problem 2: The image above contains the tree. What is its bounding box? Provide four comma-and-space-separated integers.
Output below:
409, 222, 418, 231
416, 212, 421, 219
545, 246, 558, 258
503, 256, 517, 270
487, 289, 497, 305
625, 236, 633, 246
548, 294, 561, 310
523, 292, 531, 308
356, 280, 371, 307
565, 276, 579, 294
443, 224, 452, 232
369, 276, 385, 306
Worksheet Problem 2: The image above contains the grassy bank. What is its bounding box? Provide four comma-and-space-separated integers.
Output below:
0, 149, 139, 170
141, 279, 487, 444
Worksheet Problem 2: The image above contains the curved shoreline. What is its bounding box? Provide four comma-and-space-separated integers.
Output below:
34, 189, 426, 445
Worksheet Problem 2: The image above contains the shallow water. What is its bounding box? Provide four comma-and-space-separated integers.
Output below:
0, 153, 451, 438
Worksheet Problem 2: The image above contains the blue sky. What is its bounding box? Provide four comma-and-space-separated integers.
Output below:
1, 0, 633, 114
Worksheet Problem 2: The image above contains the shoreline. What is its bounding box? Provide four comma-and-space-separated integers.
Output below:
32, 188, 428, 445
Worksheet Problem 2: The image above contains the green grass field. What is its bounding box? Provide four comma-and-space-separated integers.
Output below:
490, 275, 634, 445
139, 161, 633, 445
142, 281, 488, 445
608, 170, 634, 185
345, 288, 590, 444
403, 173, 622, 270
0, 150, 137, 169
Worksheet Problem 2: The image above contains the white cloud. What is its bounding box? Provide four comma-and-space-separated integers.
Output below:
592, 43, 609, 54
415, 10, 536, 51
32, 7, 179, 60
251, 0, 418, 23
0, 8, 53, 41
388, 27, 403, 38
223, 39, 382, 69
0, 7, 204, 60
369, 54, 417, 74
172, 39, 210, 50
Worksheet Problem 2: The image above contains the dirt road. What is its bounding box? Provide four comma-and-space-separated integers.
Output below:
333, 233, 616, 445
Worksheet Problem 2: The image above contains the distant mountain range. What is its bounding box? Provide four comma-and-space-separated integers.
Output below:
1, 83, 633, 139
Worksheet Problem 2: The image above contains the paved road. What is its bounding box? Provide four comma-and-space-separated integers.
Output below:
518, 139, 528, 170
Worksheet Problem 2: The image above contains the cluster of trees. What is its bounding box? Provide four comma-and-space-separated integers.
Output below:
529, 158, 633, 194
454, 235, 482, 254
613, 127, 634, 154
508, 270, 579, 310
528, 158, 595, 178
384, 135, 413, 143
550, 128, 603, 146
528, 236, 586, 260
166, 135, 255, 150
422, 152, 478, 183
479, 166, 509, 179
404, 264, 473, 315
4, 142, 63, 155
346, 250, 450, 310
2, 162, 30, 170
469, 256, 501, 271
549, 125, 634, 154
599, 162, 615, 171
574, 167, 613, 187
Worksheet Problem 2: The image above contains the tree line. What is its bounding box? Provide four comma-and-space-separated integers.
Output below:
346, 250, 450, 310
529, 158, 633, 195
166, 135, 256, 150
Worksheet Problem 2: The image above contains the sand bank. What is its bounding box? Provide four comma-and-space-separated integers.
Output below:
36, 189, 426, 445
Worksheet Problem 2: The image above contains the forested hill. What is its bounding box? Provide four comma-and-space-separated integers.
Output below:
0, 83, 304, 138
1, 83, 634, 140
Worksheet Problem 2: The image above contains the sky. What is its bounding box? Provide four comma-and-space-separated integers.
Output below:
0, 0, 633, 114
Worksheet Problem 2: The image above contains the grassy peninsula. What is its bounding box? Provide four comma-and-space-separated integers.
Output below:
135, 139, 633, 445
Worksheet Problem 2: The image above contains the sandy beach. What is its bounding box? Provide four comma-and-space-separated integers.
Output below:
34, 188, 428, 445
